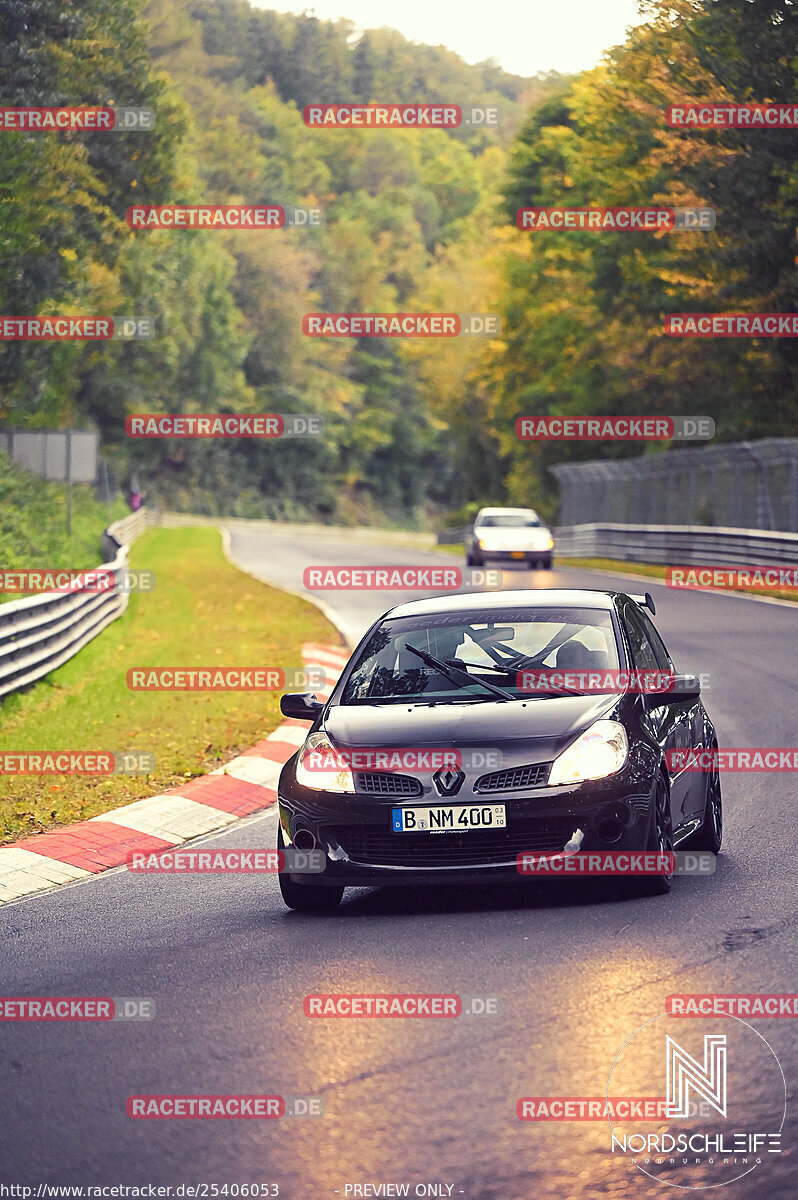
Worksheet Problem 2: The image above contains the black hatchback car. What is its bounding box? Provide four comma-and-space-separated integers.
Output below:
276, 589, 721, 910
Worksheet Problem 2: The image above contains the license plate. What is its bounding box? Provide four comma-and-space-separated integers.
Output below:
510, 551, 525, 559
391, 804, 506, 833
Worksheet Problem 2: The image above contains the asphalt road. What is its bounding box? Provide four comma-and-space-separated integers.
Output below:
1, 531, 796, 1199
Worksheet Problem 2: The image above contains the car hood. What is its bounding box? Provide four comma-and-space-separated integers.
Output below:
323, 694, 620, 760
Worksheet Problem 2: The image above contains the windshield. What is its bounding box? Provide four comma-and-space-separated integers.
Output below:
340, 607, 620, 704
477, 514, 542, 528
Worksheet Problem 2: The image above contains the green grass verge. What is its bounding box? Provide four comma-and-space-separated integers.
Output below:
0, 455, 128, 602
0, 526, 340, 844
556, 557, 797, 603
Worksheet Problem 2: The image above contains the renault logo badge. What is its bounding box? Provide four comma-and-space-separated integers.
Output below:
433, 766, 465, 796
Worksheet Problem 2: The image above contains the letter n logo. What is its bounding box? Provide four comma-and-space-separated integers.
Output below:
666, 1034, 727, 1118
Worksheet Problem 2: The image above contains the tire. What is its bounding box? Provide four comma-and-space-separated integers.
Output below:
639, 773, 674, 895
277, 826, 343, 912
467, 552, 483, 567
541, 556, 553, 569
684, 755, 723, 854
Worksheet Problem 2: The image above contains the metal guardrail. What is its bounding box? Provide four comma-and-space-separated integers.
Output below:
437, 526, 470, 544
437, 521, 798, 567
0, 508, 155, 700
553, 523, 798, 567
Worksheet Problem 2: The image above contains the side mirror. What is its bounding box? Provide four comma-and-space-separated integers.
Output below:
656, 673, 701, 704
280, 692, 324, 720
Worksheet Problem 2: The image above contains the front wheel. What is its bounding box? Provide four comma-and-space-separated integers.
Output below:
466, 551, 483, 567
684, 759, 722, 854
277, 826, 343, 912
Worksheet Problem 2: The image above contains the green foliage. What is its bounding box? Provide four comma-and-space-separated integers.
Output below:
497, 0, 798, 510
3, 0, 792, 528
0, 453, 127, 587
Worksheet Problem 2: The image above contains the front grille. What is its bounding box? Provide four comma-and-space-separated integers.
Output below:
354, 772, 422, 797
475, 763, 550, 792
325, 819, 576, 868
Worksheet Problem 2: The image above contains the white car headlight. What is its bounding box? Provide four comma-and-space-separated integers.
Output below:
296, 731, 354, 793
548, 720, 628, 786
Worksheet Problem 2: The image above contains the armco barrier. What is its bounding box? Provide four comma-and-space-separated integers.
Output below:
437, 526, 470, 545
552, 523, 798, 567
0, 508, 156, 700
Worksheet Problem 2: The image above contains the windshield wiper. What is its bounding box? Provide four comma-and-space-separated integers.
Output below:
456, 658, 585, 697
454, 658, 517, 676
405, 644, 514, 701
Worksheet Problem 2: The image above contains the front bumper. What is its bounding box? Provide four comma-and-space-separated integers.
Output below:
475, 547, 553, 562
278, 770, 655, 888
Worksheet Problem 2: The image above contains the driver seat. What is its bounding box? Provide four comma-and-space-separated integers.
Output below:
555, 641, 609, 670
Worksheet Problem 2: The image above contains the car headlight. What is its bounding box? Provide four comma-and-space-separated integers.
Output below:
548, 720, 628, 786
295, 731, 354, 793
477, 537, 487, 549
542, 533, 554, 550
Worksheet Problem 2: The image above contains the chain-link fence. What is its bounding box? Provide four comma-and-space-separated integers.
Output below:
549, 438, 798, 532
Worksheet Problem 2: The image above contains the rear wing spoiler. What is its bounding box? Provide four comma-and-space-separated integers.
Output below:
630, 592, 656, 616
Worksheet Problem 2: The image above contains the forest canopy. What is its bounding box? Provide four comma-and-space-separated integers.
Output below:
1, 0, 796, 524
